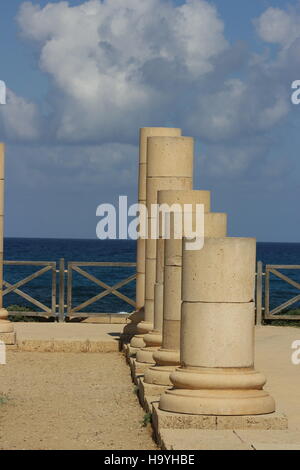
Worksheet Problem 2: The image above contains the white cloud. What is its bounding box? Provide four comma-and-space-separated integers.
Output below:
0, 0, 297, 181
16, 0, 227, 143
0, 89, 40, 141
255, 6, 300, 47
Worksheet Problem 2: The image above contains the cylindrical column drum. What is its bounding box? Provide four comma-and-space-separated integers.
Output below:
145, 212, 227, 385
159, 237, 276, 416
129, 128, 181, 349
134, 137, 194, 356
138, 189, 211, 366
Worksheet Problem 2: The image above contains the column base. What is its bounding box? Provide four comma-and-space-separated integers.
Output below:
137, 377, 169, 413
129, 321, 153, 349
159, 367, 276, 416
125, 344, 141, 358
129, 357, 152, 384
160, 388, 275, 416
136, 347, 157, 364
144, 364, 176, 386
144, 349, 180, 385
130, 334, 146, 349
153, 348, 180, 366
152, 403, 288, 432
137, 321, 153, 335
143, 329, 162, 348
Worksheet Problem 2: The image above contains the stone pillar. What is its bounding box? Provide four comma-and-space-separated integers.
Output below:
138, 190, 211, 366
133, 137, 194, 356
126, 127, 181, 348
144, 211, 227, 386
159, 237, 275, 416
0, 144, 15, 345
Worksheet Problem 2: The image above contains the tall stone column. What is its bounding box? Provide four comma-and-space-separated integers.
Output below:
144, 211, 227, 386
159, 237, 275, 416
0, 144, 15, 345
125, 127, 181, 348
137, 190, 211, 366
133, 137, 194, 356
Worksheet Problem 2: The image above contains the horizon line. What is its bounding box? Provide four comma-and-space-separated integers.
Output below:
3, 236, 300, 245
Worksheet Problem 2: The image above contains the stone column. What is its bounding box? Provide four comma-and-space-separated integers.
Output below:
133, 137, 194, 356
0, 144, 15, 345
144, 211, 227, 386
138, 190, 211, 366
159, 237, 275, 416
126, 128, 181, 348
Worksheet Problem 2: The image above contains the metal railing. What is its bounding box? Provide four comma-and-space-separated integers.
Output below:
4, 259, 136, 322
256, 262, 300, 324
4, 259, 300, 324
3, 260, 57, 317
66, 261, 136, 320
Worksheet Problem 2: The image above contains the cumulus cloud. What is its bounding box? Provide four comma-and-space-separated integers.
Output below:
0, 0, 298, 184
0, 89, 40, 141
16, 0, 227, 144
255, 6, 300, 47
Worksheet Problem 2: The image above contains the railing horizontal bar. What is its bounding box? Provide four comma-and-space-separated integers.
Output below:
66, 312, 130, 317
264, 315, 300, 320
69, 262, 136, 267
4, 261, 56, 266
266, 265, 300, 269
7, 311, 57, 317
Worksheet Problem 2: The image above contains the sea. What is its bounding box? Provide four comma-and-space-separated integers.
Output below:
3, 238, 300, 316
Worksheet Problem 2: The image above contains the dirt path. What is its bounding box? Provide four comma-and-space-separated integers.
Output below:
0, 351, 157, 450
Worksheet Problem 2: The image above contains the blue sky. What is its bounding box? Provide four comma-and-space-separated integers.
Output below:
0, 0, 289, 101
0, 0, 300, 241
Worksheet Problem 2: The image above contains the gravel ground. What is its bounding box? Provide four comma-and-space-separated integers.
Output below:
0, 351, 157, 450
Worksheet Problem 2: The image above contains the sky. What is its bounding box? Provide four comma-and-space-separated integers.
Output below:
0, 0, 300, 241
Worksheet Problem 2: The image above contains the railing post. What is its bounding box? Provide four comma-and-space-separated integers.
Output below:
59, 258, 65, 323
256, 260, 263, 326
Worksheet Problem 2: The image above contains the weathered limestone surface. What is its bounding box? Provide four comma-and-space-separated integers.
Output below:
135, 128, 181, 312
159, 237, 276, 418
128, 128, 182, 349
137, 377, 169, 412
134, 137, 194, 362
145, 211, 227, 386
143, 190, 211, 356
158, 429, 253, 451
153, 403, 287, 432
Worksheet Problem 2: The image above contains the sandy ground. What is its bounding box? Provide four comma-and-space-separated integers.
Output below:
0, 351, 157, 450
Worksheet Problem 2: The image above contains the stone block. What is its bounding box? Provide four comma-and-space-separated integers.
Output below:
137, 377, 169, 411
159, 429, 252, 450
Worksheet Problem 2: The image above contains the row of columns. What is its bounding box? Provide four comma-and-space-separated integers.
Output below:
130, 131, 193, 349
124, 127, 275, 417
0, 144, 15, 344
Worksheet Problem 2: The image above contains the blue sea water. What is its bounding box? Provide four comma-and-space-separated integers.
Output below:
3, 238, 300, 316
